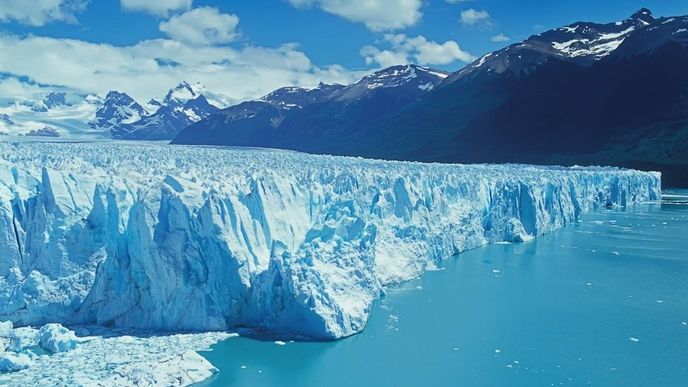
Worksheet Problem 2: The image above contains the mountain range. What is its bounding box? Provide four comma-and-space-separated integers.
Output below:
106, 82, 221, 140
171, 65, 448, 148
0, 9, 685, 185
172, 9, 688, 186
0, 82, 222, 140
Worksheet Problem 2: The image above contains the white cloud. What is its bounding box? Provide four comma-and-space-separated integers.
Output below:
120, 0, 192, 17
460, 8, 492, 28
491, 33, 510, 42
159, 7, 239, 46
0, 34, 364, 105
360, 46, 409, 68
361, 34, 474, 68
0, 0, 86, 26
288, 0, 422, 31
445, 0, 472, 3
0, 76, 50, 102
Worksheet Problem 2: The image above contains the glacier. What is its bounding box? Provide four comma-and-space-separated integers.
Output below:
0, 141, 661, 340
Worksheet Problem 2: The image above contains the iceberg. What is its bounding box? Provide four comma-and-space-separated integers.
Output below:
0, 323, 233, 385
0, 353, 31, 373
0, 141, 661, 339
0, 321, 11, 336
38, 324, 77, 353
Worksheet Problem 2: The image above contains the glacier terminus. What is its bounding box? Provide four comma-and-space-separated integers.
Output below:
0, 141, 661, 342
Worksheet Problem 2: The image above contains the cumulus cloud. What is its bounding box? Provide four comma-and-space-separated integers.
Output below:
0, 34, 364, 104
361, 34, 474, 68
0, 0, 87, 26
120, 0, 192, 17
491, 33, 510, 42
460, 8, 492, 28
159, 7, 239, 46
288, 0, 422, 31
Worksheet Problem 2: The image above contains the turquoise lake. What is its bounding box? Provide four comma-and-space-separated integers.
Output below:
201, 191, 688, 387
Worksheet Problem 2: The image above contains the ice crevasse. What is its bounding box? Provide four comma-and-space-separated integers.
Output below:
0, 142, 661, 339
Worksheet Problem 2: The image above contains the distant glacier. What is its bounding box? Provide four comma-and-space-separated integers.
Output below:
0, 142, 661, 339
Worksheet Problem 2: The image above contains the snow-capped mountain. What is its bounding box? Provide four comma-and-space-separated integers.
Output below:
0, 91, 104, 138
398, 9, 688, 187
349, 64, 448, 92
25, 126, 60, 137
260, 82, 346, 109
172, 82, 346, 145
162, 81, 203, 106
147, 98, 164, 111
172, 65, 447, 146
43, 92, 69, 109
175, 9, 688, 186
111, 82, 221, 140
454, 8, 687, 80
0, 114, 13, 126
90, 91, 148, 130
0, 80, 225, 140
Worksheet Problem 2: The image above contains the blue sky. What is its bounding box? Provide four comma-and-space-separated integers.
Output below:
0, 0, 687, 103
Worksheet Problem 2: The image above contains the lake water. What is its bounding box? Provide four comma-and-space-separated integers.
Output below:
201, 191, 688, 387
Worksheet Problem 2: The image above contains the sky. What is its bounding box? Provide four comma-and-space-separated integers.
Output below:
0, 0, 687, 105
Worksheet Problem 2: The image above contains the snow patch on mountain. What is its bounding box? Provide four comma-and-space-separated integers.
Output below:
0, 142, 661, 340
359, 65, 448, 90
551, 26, 635, 59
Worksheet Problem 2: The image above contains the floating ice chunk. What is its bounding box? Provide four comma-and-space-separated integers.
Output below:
0, 329, 233, 385
6, 327, 39, 352
105, 350, 218, 386
0, 324, 11, 353
0, 353, 32, 373
38, 324, 77, 353
629, 337, 640, 342
274, 341, 286, 346
0, 322, 12, 336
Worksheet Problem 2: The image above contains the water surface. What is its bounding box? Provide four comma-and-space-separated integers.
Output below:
202, 191, 688, 386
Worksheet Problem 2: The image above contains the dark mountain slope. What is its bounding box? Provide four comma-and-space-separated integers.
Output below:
171, 65, 448, 148
367, 38, 688, 185
173, 9, 688, 186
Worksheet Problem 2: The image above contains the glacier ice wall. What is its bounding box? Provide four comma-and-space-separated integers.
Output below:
0, 142, 661, 339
